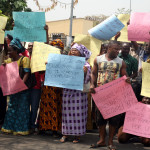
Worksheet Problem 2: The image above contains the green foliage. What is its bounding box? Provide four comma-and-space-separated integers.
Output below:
0, 0, 32, 30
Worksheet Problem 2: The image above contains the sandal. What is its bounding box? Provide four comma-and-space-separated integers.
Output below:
60, 136, 67, 143
108, 145, 116, 150
90, 143, 106, 148
73, 137, 80, 143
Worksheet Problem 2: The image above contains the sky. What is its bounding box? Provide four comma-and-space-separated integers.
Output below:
27, 0, 150, 22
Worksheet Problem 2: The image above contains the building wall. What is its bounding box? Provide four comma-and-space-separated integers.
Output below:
46, 18, 95, 36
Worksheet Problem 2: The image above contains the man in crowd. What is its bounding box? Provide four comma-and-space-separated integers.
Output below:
118, 42, 138, 79
117, 41, 150, 147
90, 41, 129, 150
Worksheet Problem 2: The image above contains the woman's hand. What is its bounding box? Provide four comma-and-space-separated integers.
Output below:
125, 77, 131, 84
23, 72, 30, 83
2, 62, 6, 66
114, 32, 121, 40
89, 85, 96, 94
127, 19, 130, 26
44, 25, 48, 31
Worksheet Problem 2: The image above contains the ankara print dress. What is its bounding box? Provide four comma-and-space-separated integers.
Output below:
62, 62, 91, 135
39, 86, 62, 131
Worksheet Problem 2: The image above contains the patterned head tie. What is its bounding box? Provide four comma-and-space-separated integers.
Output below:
71, 43, 91, 60
50, 39, 64, 50
9, 38, 25, 53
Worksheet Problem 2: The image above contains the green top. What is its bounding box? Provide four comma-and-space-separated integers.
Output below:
118, 53, 138, 77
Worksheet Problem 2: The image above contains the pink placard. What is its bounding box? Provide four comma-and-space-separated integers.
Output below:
92, 76, 138, 119
128, 12, 150, 42
0, 62, 28, 96
123, 102, 150, 138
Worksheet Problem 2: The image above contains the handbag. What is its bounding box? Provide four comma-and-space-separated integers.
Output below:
83, 81, 90, 93
19, 56, 37, 89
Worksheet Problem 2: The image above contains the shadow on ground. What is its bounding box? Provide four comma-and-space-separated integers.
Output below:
0, 131, 150, 150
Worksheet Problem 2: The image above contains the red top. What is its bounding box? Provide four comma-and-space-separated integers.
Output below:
20, 51, 42, 89
20, 49, 29, 57
33, 72, 42, 89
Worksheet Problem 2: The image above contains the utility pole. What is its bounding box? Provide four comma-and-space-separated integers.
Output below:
68, 0, 74, 47
130, 0, 132, 14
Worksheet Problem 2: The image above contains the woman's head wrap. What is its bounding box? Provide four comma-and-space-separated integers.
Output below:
7, 34, 13, 41
50, 39, 64, 50
9, 38, 25, 53
71, 43, 91, 60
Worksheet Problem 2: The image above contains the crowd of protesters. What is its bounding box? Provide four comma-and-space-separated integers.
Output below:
0, 17, 150, 150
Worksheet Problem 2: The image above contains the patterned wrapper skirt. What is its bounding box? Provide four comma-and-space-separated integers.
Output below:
62, 89, 88, 135
39, 86, 62, 131
1, 90, 30, 135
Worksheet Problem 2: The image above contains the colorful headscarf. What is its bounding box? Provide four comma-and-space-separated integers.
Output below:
50, 39, 64, 50
9, 38, 25, 53
71, 43, 91, 60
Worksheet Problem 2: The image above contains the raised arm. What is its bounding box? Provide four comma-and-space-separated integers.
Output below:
120, 60, 128, 77
120, 60, 131, 84
90, 58, 98, 93
44, 25, 49, 44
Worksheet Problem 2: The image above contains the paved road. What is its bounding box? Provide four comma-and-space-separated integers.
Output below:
0, 131, 150, 150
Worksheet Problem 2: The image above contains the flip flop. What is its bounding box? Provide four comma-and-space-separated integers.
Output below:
108, 145, 116, 150
90, 143, 106, 148
73, 137, 80, 143
60, 136, 68, 143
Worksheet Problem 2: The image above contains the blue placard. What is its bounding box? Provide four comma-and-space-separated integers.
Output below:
12, 12, 46, 42
88, 15, 124, 40
13, 12, 45, 29
44, 54, 85, 90
5, 30, 14, 37
13, 27, 46, 42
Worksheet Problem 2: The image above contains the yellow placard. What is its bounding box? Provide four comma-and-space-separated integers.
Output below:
31, 42, 60, 73
0, 29, 5, 44
0, 16, 8, 30
74, 34, 101, 67
117, 14, 130, 42
141, 62, 150, 97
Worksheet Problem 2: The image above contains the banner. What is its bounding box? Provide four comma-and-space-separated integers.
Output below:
31, 42, 60, 73
123, 102, 150, 138
0, 62, 27, 96
128, 12, 150, 42
0, 30, 5, 44
92, 76, 138, 119
0, 16, 7, 30
44, 53, 85, 90
88, 15, 124, 40
13, 12, 46, 42
5, 30, 14, 37
141, 62, 150, 97
13, 28, 46, 42
0, 16, 8, 44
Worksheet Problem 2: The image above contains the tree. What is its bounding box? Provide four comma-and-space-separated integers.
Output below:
85, 14, 109, 25
0, 0, 32, 30
115, 8, 130, 16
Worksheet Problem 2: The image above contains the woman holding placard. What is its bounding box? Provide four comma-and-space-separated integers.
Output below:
1, 38, 30, 135
60, 43, 91, 143
39, 39, 64, 137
